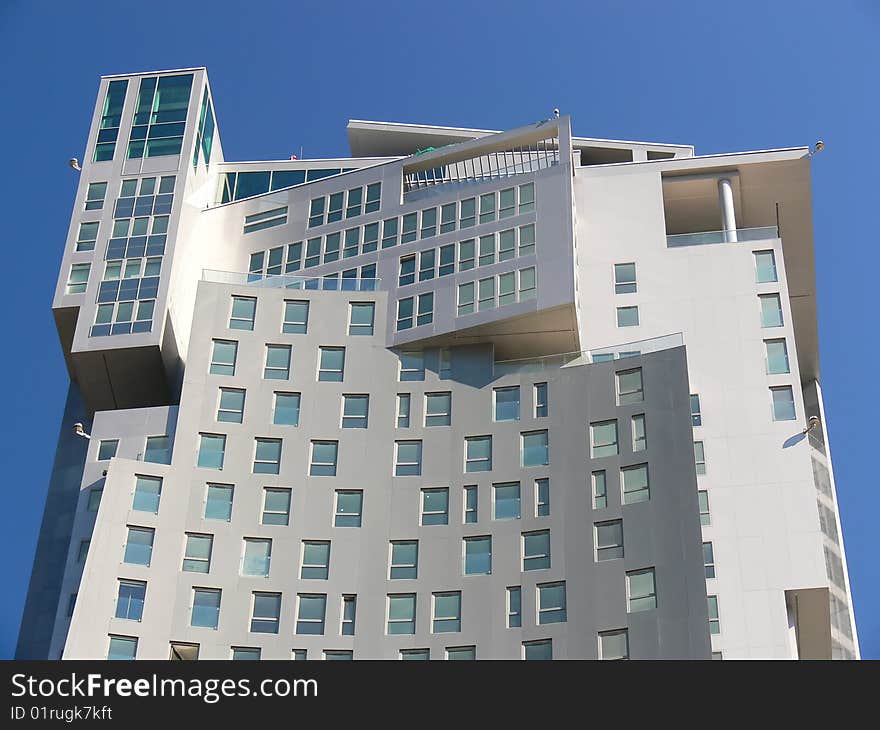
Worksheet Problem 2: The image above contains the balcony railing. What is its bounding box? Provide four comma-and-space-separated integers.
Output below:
203, 269, 382, 292
666, 226, 778, 248
493, 333, 684, 376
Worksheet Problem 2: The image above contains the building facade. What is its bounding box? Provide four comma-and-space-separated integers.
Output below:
16, 67, 859, 660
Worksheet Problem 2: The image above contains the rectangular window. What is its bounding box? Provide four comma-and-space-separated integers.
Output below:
494, 386, 520, 421
439, 243, 455, 276
523, 640, 551, 660
305, 238, 321, 267
708, 595, 721, 634
535, 478, 550, 517
183, 533, 212, 573
249, 592, 281, 634
123, 527, 154, 565
396, 297, 414, 331
425, 392, 451, 426
614, 263, 637, 294
76, 221, 99, 252
204, 484, 233, 521
498, 228, 516, 262
390, 541, 418, 579
343, 227, 360, 258
115, 580, 146, 621
308, 198, 325, 228
283, 300, 309, 334
309, 440, 338, 476
599, 629, 629, 660
144, 435, 171, 464
242, 538, 272, 577
626, 568, 657, 612
264, 344, 291, 380
381, 217, 398, 248
417, 292, 434, 326
341, 394, 369, 428
231, 648, 260, 661
365, 182, 381, 213
66, 263, 91, 294
617, 306, 639, 327
432, 592, 462, 633
388, 593, 416, 635
296, 594, 326, 635
463, 485, 478, 524
521, 430, 549, 467
507, 586, 522, 628
318, 347, 345, 381
754, 250, 778, 283
479, 192, 496, 224
519, 183, 535, 214
465, 435, 492, 472
538, 582, 566, 624
334, 490, 363, 527
590, 420, 618, 458
523, 530, 551, 571
759, 293, 784, 327
229, 296, 256, 330
346, 187, 363, 218
595, 520, 624, 561
326, 192, 343, 223
419, 248, 436, 280
439, 348, 452, 379
621, 464, 650, 504
690, 394, 702, 426
253, 438, 282, 474
457, 281, 475, 316
363, 222, 380, 253
396, 393, 411, 428
401, 212, 418, 243
291, 649, 307, 660
771, 386, 796, 421
273, 392, 301, 426
592, 471, 607, 509
478, 277, 495, 311
460, 197, 476, 228
463, 535, 491, 575
765, 339, 791, 374
300, 541, 331, 579
458, 239, 475, 271
217, 388, 245, 423
98, 439, 118, 461
694, 441, 706, 475
244, 206, 287, 234
400, 649, 429, 660
631, 414, 647, 452
107, 636, 137, 661
132, 475, 161, 513
698, 490, 711, 525
493, 482, 521, 520
478, 234, 495, 266
499, 271, 516, 307
394, 440, 422, 476
440, 201, 457, 233
703, 541, 716, 579
534, 382, 548, 418
348, 302, 375, 336
341, 595, 357, 635
262, 488, 291, 526
210, 339, 237, 376
421, 488, 449, 526
87, 487, 102, 512
77, 540, 90, 564
498, 187, 515, 218
129, 74, 193, 159
616, 368, 644, 405
94, 80, 127, 162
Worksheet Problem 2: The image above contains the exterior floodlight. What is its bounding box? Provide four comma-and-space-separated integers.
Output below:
68, 158, 81, 171
73, 422, 91, 440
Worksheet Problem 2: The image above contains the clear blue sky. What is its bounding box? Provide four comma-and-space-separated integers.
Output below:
1, 0, 876, 659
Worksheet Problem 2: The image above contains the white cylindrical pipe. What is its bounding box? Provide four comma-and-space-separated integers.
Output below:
718, 178, 738, 242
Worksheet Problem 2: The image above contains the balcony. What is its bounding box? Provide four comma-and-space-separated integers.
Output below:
202, 269, 383, 292
666, 226, 778, 248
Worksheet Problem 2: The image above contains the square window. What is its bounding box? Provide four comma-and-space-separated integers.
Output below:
421, 488, 449, 526
342, 394, 369, 428
144, 435, 172, 464
621, 464, 649, 504
309, 440, 338, 477
390, 541, 418, 579
253, 438, 282, 474
494, 386, 520, 421
98, 439, 119, 461
523, 640, 551, 660
432, 592, 461, 633
132, 475, 162, 513
617, 306, 639, 327
523, 530, 551, 571
283, 300, 309, 334
204, 484, 233, 521
595, 520, 624, 561
217, 388, 245, 423
296, 594, 327, 635
395, 440, 422, 476
318, 347, 345, 381
335, 490, 363, 527
183, 533, 213, 573
262, 487, 291, 526
250, 593, 281, 634
425, 392, 452, 426
537, 582, 567, 624
590, 420, 618, 458
229, 296, 256, 330
493, 482, 521, 520
616, 368, 644, 405
264, 344, 291, 380
465, 435, 492, 472
521, 430, 549, 467
771, 386, 796, 421
349, 302, 375, 336
599, 629, 629, 660
301, 541, 330, 579
388, 593, 416, 635
626, 568, 657, 612
614, 263, 637, 294
210, 339, 237, 376
273, 392, 301, 426
108, 636, 138, 660
463, 536, 492, 575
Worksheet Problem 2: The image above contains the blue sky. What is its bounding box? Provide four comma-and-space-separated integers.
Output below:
0, 0, 876, 659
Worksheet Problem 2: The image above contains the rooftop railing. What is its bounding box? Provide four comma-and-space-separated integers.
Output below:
203, 269, 382, 292
666, 226, 778, 248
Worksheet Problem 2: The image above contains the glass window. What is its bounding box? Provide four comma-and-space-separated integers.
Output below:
382, 218, 398, 248
765, 339, 790, 374
465, 435, 492, 472
519, 183, 535, 214
694, 441, 706, 475
534, 382, 548, 417
183, 533, 212, 573
341, 595, 357, 635
396, 297, 414, 331
123, 526, 154, 565
419, 248, 436, 280
518, 224, 536, 258
396, 393, 411, 428
621, 464, 649, 504
590, 420, 618, 458
447, 646, 476, 660
94, 80, 127, 162
617, 368, 644, 405
498, 229, 516, 263
538, 582, 566, 624
708, 595, 721, 634
401, 649, 429, 660
523, 530, 551, 571
77, 539, 90, 563
499, 187, 515, 218
390, 541, 418, 579
754, 250, 778, 283
342, 394, 369, 428
703, 541, 716, 579
253, 438, 282, 474
115, 580, 146, 621
309, 440, 338, 476
425, 392, 451, 426
463, 536, 491, 575
107, 636, 137, 661
421, 488, 449, 525
301, 541, 330, 579
494, 386, 520, 421
273, 392, 301, 426
132, 475, 161, 513
365, 182, 381, 213
458, 239, 475, 271
522, 430, 549, 467
440, 348, 452, 379
242, 539, 272, 577
264, 344, 291, 380
771, 386, 796, 421
698, 490, 710, 525
229, 296, 256, 330
349, 302, 375, 336
463, 485, 478, 524
523, 640, 551, 660
440, 202, 457, 233
614, 263, 637, 294
460, 197, 476, 228
593, 471, 607, 509
87, 487, 102, 512
217, 388, 245, 423
595, 520, 624, 561
599, 629, 629, 660
417, 292, 434, 326
617, 306, 639, 327
457, 281, 475, 316
535, 478, 550, 517
262, 488, 291, 526
626, 568, 657, 612
76, 221, 99, 251
190, 588, 220, 629
144, 435, 172, 464
507, 586, 522, 628
632, 414, 647, 452
432, 592, 461, 633
439, 243, 455, 276
98, 439, 118, 461
388, 593, 416, 635
204, 484, 233, 521
479, 234, 495, 266
493, 482, 521, 520
232, 647, 261, 661
334, 490, 363, 527
346, 187, 363, 218
66, 263, 91, 294
690, 394, 702, 426
401, 212, 418, 243
478, 277, 495, 310
210, 340, 237, 376
283, 300, 309, 334
296, 594, 326, 635
318, 347, 345, 381
759, 294, 784, 328
395, 440, 422, 476
479, 192, 496, 224
292, 649, 308, 660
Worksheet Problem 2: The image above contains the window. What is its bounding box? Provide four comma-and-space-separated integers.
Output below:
399, 255, 416, 287
273, 392, 300, 426
401, 649, 429, 660
395, 440, 422, 476
522, 430, 549, 467
75, 221, 99, 252
349, 302, 375, 336
342, 394, 369, 428
425, 392, 451, 426
123, 526, 154, 566
398, 351, 424, 381
631, 414, 647, 452
416, 292, 434, 326
128, 74, 193, 159
115, 580, 146, 621
341, 595, 357, 635
421, 488, 449, 525
535, 478, 550, 517
465, 435, 492, 472
523, 530, 551, 571
759, 293, 784, 327
301, 541, 331, 579
390, 541, 418, 579
590, 420, 618, 458
229, 296, 256, 330
460, 197, 476, 228
538, 582, 566, 624
283, 300, 309, 334
518, 182, 535, 214
191, 588, 221, 629
419, 248, 436, 279
479, 192, 496, 223
626, 568, 657, 612
292, 649, 308, 661
754, 250, 778, 283
533, 382, 549, 418
694, 441, 706, 475
698, 490, 711, 526
132, 475, 161, 513
614, 263, 637, 294
238, 538, 270, 577
264, 345, 291, 380
334, 490, 363, 527
244, 206, 288, 234
464, 536, 491, 575
98, 439, 118, 461
463, 486, 478, 524
771, 386, 796, 421
690, 394, 702, 426
182, 533, 212, 573
397, 297, 414, 331
616, 368, 644, 405
478, 277, 495, 310
77, 540, 90, 564
108, 636, 137, 661
253, 438, 282, 474
523, 640, 551, 660
432, 592, 462, 633
382, 217, 399, 248
396, 394, 411, 428
309, 440, 338, 476
210, 340, 237, 376
595, 520, 624, 561
499, 228, 516, 262
318, 347, 345, 381
365, 182, 381, 213
593, 471, 608, 509
401, 212, 417, 243
599, 629, 629, 660
308, 197, 326, 227
144, 435, 171, 464
493, 482, 521, 520
616, 306, 639, 327
457, 281, 475, 316
232, 648, 260, 661
205, 484, 233, 521
66, 263, 91, 294
254, 489, 291, 529
388, 594, 416, 635
346, 187, 363, 218
217, 388, 245, 423
493, 386, 520, 421
703, 542, 716, 579
507, 587, 522, 628
765, 339, 790, 374
708, 595, 721, 634
479, 234, 495, 266
250, 592, 281, 633
87, 487, 102, 512
519, 224, 536, 257
621, 464, 649, 504
296, 594, 327, 635
439, 348, 452, 379
197, 434, 226, 470
94, 79, 127, 161
458, 239, 476, 272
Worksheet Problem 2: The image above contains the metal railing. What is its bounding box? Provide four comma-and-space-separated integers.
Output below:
666, 226, 778, 248
203, 269, 382, 292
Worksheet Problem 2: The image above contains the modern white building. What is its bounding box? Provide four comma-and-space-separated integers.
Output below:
16, 67, 859, 660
